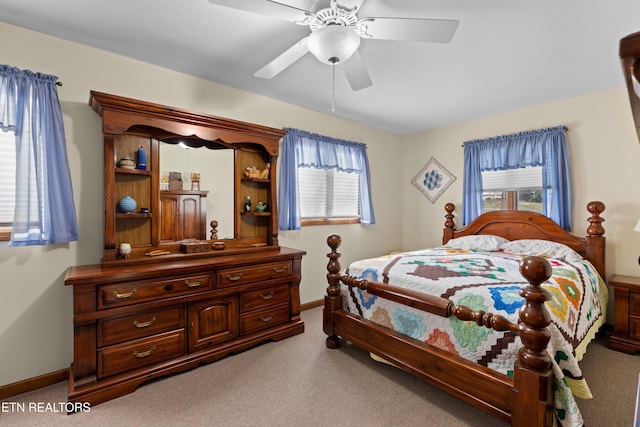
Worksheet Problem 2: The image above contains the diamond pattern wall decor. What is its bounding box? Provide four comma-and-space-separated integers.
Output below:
411, 157, 456, 203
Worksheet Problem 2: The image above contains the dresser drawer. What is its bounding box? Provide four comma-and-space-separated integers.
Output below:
218, 261, 292, 288
98, 306, 185, 347
630, 291, 640, 316
630, 315, 640, 340
239, 303, 290, 335
239, 284, 289, 313
98, 330, 185, 378
98, 274, 212, 309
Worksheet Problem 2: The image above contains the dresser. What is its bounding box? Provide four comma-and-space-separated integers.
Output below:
608, 274, 640, 354
159, 190, 208, 242
65, 247, 305, 406
65, 92, 305, 407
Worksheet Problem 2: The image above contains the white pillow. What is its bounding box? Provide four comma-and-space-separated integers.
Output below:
443, 235, 509, 251
499, 239, 583, 262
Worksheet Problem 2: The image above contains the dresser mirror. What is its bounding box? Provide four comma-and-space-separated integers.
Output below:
159, 140, 234, 240
91, 90, 284, 263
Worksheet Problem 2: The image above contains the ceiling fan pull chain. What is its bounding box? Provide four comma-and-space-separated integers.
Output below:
330, 57, 338, 112
332, 63, 336, 112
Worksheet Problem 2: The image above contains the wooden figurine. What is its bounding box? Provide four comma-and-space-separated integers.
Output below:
259, 163, 270, 179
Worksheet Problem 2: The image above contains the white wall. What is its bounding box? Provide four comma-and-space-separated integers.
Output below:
0, 22, 403, 386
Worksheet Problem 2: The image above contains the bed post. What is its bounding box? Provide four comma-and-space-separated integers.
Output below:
443, 203, 456, 244
324, 234, 342, 349
585, 201, 606, 277
511, 256, 554, 426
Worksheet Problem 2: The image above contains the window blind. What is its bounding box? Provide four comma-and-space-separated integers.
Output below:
482, 166, 542, 191
0, 130, 16, 224
298, 167, 360, 218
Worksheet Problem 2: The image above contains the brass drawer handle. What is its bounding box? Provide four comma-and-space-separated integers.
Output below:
185, 279, 203, 288
113, 288, 137, 299
133, 316, 156, 328
273, 267, 287, 273
260, 315, 274, 322
133, 345, 156, 358
226, 273, 243, 281
260, 291, 274, 300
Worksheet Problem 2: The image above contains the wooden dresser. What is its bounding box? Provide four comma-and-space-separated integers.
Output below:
65, 247, 304, 406
65, 92, 305, 407
608, 274, 640, 354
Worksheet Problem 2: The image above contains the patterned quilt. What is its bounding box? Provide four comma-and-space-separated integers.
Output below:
342, 247, 608, 427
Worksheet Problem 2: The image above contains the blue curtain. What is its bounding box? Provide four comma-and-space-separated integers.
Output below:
462, 126, 572, 230
278, 128, 375, 230
0, 65, 79, 246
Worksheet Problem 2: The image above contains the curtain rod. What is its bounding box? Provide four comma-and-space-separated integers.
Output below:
56, 81, 62, 86
461, 126, 568, 147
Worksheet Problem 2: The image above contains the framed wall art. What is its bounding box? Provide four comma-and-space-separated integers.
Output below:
411, 157, 456, 203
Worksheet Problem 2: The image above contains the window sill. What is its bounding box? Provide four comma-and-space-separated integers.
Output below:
0, 227, 11, 241
301, 217, 361, 226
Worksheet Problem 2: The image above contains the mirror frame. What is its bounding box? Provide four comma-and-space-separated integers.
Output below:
89, 91, 286, 263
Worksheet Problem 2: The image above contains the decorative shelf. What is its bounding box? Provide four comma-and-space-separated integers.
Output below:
116, 212, 152, 219
241, 212, 271, 216
241, 177, 269, 183
115, 167, 151, 176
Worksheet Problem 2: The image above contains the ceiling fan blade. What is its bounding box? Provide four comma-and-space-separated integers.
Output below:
342, 50, 372, 91
358, 17, 459, 43
334, 0, 366, 12
254, 37, 310, 79
279, 0, 322, 11
208, 0, 311, 23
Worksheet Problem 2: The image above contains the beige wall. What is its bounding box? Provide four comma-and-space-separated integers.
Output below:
2, 20, 639, 387
0, 22, 403, 386
399, 87, 640, 326
400, 88, 640, 281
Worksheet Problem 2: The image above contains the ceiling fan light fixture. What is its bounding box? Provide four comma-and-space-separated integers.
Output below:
307, 25, 360, 65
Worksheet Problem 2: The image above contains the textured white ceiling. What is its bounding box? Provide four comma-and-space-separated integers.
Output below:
1, 0, 639, 135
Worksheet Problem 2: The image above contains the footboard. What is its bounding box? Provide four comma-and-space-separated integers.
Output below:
323, 234, 554, 427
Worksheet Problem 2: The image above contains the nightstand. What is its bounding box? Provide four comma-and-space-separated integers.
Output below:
608, 274, 640, 354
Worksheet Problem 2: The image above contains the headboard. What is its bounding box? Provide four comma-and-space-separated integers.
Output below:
442, 201, 606, 277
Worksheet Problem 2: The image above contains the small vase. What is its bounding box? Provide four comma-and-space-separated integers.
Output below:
118, 195, 137, 213
137, 146, 147, 170
119, 243, 132, 258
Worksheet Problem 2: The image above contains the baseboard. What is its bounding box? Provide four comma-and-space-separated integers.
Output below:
0, 368, 69, 400
0, 300, 325, 400
301, 299, 323, 311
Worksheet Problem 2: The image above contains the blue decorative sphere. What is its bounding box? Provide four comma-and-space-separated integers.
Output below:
118, 195, 137, 213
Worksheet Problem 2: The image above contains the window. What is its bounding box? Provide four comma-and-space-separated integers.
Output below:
0, 64, 78, 246
298, 167, 360, 225
481, 166, 543, 214
278, 128, 375, 230
0, 130, 16, 240
462, 126, 572, 230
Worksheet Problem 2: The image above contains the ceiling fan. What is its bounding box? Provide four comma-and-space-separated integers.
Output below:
208, 0, 459, 91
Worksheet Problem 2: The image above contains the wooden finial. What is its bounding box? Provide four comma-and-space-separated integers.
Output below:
586, 201, 605, 236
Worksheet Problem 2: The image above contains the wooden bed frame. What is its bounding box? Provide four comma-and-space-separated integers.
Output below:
323, 201, 606, 427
